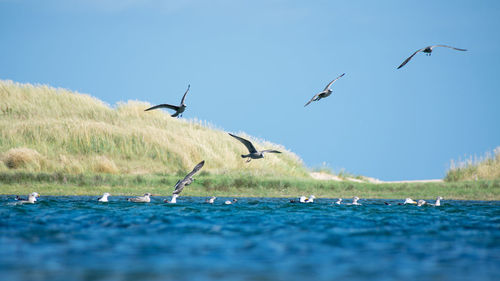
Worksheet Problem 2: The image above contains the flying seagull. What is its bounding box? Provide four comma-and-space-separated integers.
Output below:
165, 160, 205, 203
397, 45, 467, 69
228, 133, 281, 162
144, 84, 190, 117
304, 73, 345, 107
98, 192, 110, 202
127, 193, 152, 203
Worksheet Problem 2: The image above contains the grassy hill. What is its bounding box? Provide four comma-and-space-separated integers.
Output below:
445, 147, 500, 182
0, 80, 308, 177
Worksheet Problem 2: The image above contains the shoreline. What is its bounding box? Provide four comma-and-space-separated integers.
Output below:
0, 171, 498, 200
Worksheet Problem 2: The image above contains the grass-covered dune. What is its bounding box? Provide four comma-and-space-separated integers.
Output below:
1, 80, 499, 200
445, 147, 500, 182
0, 80, 307, 177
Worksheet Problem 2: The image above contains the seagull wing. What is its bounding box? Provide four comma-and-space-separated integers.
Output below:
186, 160, 205, 178
180, 84, 190, 105
144, 103, 180, 112
432, 45, 467, 51
397, 48, 425, 69
172, 179, 184, 195
261, 150, 282, 154
323, 73, 345, 91
304, 93, 320, 107
173, 160, 205, 195
229, 133, 257, 153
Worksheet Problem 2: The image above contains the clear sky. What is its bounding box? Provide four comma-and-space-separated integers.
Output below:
1, 0, 499, 180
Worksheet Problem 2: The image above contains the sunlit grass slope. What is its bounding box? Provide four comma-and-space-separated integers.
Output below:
0, 80, 308, 177
445, 147, 500, 182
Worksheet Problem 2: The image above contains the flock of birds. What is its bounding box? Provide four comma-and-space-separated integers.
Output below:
13, 192, 443, 207
11, 44, 464, 206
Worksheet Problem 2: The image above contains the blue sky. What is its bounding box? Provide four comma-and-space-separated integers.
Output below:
1, 0, 499, 180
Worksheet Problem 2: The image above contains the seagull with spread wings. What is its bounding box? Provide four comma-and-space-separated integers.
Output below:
165, 160, 205, 203
397, 45, 467, 69
228, 133, 281, 163
304, 73, 345, 107
144, 84, 190, 117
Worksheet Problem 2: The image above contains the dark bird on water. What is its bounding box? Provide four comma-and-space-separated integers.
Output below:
228, 133, 281, 162
144, 84, 190, 117
304, 73, 345, 107
397, 45, 467, 69
165, 160, 205, 203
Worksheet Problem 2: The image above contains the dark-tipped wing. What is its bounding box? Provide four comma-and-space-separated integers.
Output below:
173, 160, 205, 195
432, 45, 467, 51
145, 103, 180, 112
229, 133, 257, 153
323, 73, 345, 91
261, 149, 281, 154
397, 48, 425, 69
180, 84, 190, 105
304, 93, 320, 107
185, 160, 205, 179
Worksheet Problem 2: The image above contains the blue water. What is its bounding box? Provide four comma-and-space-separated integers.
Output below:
1, 196, 499, 281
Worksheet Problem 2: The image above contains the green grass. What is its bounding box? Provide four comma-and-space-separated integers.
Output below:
1, 171, 499, 200
445, 147, 500, 182
1, 80, 499, 200
0, 80, 307, 177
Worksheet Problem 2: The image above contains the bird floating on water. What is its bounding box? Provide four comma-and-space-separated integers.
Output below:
144, 84, 190, 117
417, 200, 426, 207
304, 73, 345, 107
127, 193, 152, 203
228, 133, 281, 163
398, 198, 417, 205
397, 45, 467, 69
15, 192, 39, 204
165, 160, 205, 204
305, 195, 316, 203
98, 193, 110, 202
428, 196, 443, 207
225, 199, 238, 205
335, 198, 343, 205
206, 196, 216, 204
346, 196, 361, 205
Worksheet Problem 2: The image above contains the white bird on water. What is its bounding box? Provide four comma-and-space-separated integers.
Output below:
16, 192, 39, 204
305, 195, 316, 203
98, 193, 110, 202
127, 193, 152, 203
400, 198, 417, 205
345, 196, 361, 205
417, 200, 426, 207
206, 196, 216, 204
428, 196, 443, 207
335, 198, 342, 205
225, 199, 238, 205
